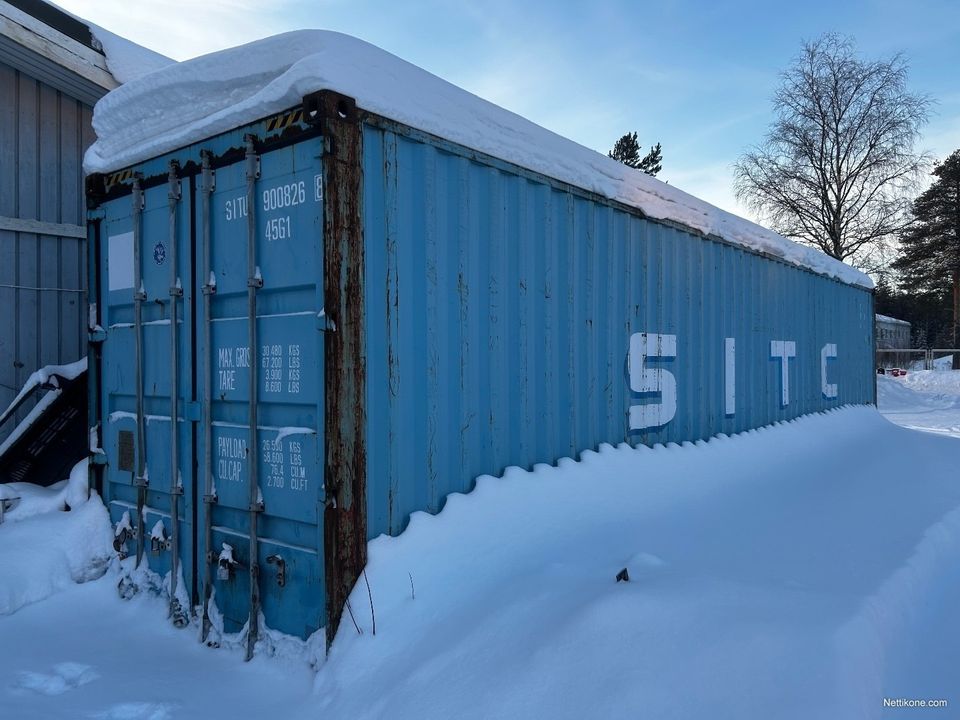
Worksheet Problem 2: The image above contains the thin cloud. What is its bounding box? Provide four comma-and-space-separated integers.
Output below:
662, 162, 751, 220
53, 0, 297, 60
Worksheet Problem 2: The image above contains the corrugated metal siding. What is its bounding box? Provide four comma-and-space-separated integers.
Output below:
0, 62, 93, 438
362, 122, 875, 537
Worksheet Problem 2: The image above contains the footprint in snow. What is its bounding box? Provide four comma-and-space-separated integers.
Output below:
14, 662, 99, 695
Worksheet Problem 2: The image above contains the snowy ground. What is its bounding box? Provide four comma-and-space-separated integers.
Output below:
878, 370, 960, 439
1, 373, 959, 719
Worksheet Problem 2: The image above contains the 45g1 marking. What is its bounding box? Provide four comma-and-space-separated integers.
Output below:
265, 216, 291, 241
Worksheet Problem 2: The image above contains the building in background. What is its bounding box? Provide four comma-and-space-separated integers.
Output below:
875, 313, 911, 350
0, 0, 169, 440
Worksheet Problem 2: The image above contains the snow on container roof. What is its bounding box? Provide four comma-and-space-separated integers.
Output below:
85, 30, 872, 289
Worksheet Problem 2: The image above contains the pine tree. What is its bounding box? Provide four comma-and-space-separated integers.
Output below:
894, 150, 960, 348
609, 132, 641, 168
874, 272, 896, 315
609, 133, 663, 177
638, 142, 662, 176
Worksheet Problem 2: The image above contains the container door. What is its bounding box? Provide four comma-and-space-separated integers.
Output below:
97, 167, 194, 621
199, 137, 326, 643
94, 132, 326, 647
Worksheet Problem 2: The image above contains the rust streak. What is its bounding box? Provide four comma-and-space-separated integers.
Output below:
314, 90, 367, 650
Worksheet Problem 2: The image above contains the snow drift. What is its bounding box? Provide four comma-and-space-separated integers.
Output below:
3, 393, 960, 717
0, 461, 113, 615
317, 406, 960, 719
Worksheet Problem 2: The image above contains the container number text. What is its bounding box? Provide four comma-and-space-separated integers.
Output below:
263, 181, 306, 211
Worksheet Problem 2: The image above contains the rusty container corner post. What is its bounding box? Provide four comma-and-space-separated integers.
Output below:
307, 90, 368, 648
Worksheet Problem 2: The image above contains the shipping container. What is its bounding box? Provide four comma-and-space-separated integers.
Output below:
86, 34, 875, 657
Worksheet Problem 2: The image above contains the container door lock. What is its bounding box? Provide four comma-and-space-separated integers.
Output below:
217, 542, 238, 581
266, 554, 286, 587
113, 511, 136, 557
150, 521, 170, 555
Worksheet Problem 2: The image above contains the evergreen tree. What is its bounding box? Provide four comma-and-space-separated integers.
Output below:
874, 272, 896, 315
638, 142, 663, 176
609, 133, 663, 177
894, 150, 960, 348
873, 272, 951, 349
609, 132, 641, 168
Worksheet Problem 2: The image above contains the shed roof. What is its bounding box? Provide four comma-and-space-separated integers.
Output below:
0, 0, 171, 104
6, 0, 94, 49
875, 314, 910, 327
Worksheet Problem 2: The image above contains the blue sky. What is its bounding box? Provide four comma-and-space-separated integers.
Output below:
57, 0, 960, 218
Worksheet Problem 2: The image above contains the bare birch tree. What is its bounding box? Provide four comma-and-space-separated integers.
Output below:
734, 34, 931, 268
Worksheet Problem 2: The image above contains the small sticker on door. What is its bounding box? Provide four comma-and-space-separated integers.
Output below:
154, 241, 166, 265
108, 232, 134, 291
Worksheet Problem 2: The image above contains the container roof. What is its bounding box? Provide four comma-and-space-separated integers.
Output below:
84, 30, 871, 289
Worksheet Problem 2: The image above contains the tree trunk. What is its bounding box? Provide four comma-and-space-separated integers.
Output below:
953, 269, 960, 369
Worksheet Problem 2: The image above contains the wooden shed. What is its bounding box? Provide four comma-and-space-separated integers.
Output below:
0, 0, 168, 440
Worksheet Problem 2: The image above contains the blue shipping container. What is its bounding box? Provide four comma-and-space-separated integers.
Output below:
87, 90, 874, 656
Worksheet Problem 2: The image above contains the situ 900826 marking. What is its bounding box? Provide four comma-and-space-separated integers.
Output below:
262, 181, 306, 211
261, 181, 305, 242
223, 179, 316, 243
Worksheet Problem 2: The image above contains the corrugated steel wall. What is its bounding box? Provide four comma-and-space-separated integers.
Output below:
0, 62, 93, 437
362, 121, 875, 537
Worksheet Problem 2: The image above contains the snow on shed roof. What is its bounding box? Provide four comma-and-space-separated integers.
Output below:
85, 22, 173, 85
876, 314, 910, 326
1, 0, 172, 90
84, 30, 872, 289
